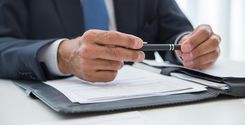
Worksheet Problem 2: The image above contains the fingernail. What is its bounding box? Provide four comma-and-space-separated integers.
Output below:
134, 38, 143, 49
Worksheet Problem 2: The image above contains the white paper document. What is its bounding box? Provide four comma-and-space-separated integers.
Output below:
201, 60, 245, 77
142, 59, 245, 89
171, 73, 229, 90
45, 66, 206, 104
31, 112, 158, 125
143, 59, 181, 67
143, 59, 245, 78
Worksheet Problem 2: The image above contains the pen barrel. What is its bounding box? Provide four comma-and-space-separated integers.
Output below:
140, 44, 181, 51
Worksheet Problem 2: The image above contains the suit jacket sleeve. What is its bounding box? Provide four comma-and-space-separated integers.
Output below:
157, 0, 193, 64
0, 0, 55, 81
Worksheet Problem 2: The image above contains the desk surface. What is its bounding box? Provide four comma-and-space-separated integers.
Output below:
1, 79, 245, 125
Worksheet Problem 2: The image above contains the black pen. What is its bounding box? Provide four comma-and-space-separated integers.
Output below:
139, 43, 181, 51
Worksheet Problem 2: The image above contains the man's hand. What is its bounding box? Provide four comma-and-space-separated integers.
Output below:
176, 25, 221, 69
57, 30, 145, 82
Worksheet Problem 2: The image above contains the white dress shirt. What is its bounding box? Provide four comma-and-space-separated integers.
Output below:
38, 0, 116, 76
38, 0, 186, 76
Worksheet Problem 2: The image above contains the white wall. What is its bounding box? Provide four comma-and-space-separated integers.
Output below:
176, 0, 245, 61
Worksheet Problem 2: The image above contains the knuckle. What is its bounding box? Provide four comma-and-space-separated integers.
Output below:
199, 27, 211, 37
105, 31, 119, 41
80, 45, 93, 58
82, 30, 96, 41
108, 47, 122, 61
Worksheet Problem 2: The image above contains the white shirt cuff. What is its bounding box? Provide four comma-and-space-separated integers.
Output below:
38, 39, 71, 76
174, 32, 191, 64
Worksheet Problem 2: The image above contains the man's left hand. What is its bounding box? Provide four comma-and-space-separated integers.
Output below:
176, 25, 221, 70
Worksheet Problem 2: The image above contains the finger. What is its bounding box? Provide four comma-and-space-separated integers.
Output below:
175, 50, 182, 57
182, 25, 213, 53
89, 59, 123, 71
83, 30, 144, 49
183, 49, 220, 68
82, 70, 118, 82
179, 34, 190, 45
182, 34, 221, 61
93, 45, 145, 62
78, 44, 145, 62
195, 62, 214, 70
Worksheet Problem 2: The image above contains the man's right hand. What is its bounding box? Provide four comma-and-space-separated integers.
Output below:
57, 30, 145, 82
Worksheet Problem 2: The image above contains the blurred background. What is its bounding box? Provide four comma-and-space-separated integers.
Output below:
176, 0, 245, 61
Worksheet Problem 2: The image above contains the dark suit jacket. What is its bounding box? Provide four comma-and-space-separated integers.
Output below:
0, 0, 193, 81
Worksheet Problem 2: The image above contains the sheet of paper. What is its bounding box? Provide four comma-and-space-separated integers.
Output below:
171, 73, 229, 90
143, 59, 245, 78
31, 112, 158, 125
133, 62, 162, 74
240, 99, 245, 105
45, 66, 206, 103
201, 60, 245, 77
143, 60, 181, 67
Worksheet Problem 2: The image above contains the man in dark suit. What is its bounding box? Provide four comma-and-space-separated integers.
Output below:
0, 0, 220, 82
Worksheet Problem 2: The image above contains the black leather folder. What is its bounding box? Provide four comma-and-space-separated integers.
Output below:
13, 63, 245, 114
160, 66, 245, 97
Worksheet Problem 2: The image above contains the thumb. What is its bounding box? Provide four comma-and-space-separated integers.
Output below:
179, 34, 191, 53
175, 34, 190, 56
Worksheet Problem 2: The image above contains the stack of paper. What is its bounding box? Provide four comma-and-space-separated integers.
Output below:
142, 60, 234, 90
45, 66, 206, 104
